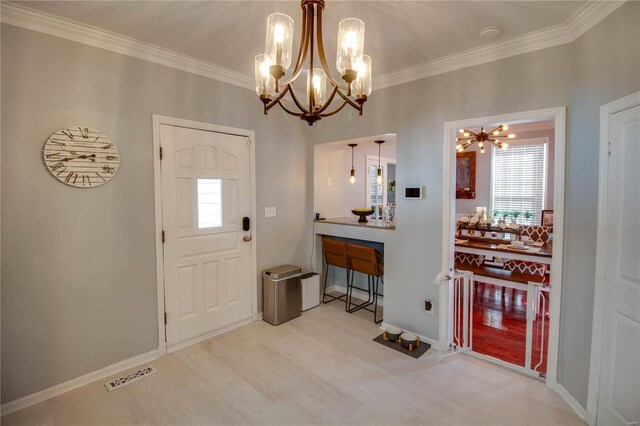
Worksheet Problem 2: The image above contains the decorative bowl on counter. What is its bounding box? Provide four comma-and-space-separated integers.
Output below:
351, 208, 375, 223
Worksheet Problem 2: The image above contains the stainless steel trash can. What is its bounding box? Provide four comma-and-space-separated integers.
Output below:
263, 265, 302, 325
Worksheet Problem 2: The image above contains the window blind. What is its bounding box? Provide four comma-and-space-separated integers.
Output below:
491, 142, 547, 225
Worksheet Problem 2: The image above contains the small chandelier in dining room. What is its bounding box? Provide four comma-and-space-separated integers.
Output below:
456, 125, 515, 153
254, 0, 372, 126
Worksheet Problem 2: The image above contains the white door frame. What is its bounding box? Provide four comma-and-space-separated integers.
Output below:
152, 114, 257, 355
441, 106, 566, 389
586, 91, 640, 426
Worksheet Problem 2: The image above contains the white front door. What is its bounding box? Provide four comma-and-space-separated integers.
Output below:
596, 105, 640, 425
160, 124, 253, 347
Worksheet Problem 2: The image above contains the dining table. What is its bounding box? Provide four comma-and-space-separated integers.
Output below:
454, 238, 553, 265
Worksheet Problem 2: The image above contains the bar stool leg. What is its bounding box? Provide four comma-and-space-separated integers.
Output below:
322, 263, 347, 304
346, 271, 375, 313
373, 276, 383, 324
346, 268, 353, 312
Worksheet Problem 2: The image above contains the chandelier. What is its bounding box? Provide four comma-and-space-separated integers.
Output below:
254, 0, 371, 126
456, 125, 515, 154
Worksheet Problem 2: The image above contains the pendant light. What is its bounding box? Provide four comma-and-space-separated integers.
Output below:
348, 143, 357, 184
375, 140, 384, 184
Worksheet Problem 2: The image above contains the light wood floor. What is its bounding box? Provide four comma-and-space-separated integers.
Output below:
2, 302, 583, 426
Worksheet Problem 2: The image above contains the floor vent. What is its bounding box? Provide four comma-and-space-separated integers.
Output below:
104, 366, 157, 392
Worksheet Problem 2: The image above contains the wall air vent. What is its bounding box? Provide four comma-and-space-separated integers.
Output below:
104, 366, 157, 392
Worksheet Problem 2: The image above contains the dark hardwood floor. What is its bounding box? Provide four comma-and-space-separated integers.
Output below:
456, 283, 549, 374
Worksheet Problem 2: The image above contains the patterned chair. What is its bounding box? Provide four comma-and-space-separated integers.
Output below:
501, 225, 552, 300
454, 252, 485, 290
521, 225, 553, 243
454, 252, 484, 268
502, 259, 549, 315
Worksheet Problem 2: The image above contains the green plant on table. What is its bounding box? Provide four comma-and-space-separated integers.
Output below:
524, 210, 533, 225
512, 210, 521, 224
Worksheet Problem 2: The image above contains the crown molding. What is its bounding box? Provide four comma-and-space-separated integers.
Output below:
373, 23, 572, 90
566, 0, 626, 39
0, 2, 254, 90
373, 1, 626, 90
1, 1, 626, 93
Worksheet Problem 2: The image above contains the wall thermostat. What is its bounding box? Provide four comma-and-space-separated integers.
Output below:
404, 186, 425, 199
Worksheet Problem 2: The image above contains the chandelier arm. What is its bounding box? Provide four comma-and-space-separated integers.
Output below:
287, 85, 311, 114
318, 99, 351, 118
314, 5, 349, 91
334, 86, 364, 111
275, 99, 305, 117
487, 125, 502, 135
281, 5, 311, 87
307, 2, 315, 113
265, 84, 298, 112
314, 85, 339, 114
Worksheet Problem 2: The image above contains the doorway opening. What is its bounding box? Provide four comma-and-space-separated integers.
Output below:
439, 107, 566, 388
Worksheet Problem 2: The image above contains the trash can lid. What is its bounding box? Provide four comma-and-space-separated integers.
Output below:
263, 265, 301, 279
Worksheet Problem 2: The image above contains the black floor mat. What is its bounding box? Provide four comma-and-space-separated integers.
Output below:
372, 333, 431, 359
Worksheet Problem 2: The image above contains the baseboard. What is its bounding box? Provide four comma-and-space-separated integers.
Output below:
380, 321, 440, 350
166, 315, 256, 354
1, 349, 159, 416
557, 384, 587, 422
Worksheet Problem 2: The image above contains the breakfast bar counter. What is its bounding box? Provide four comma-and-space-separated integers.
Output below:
313, 217, 395, 274
316, 217, 395, 230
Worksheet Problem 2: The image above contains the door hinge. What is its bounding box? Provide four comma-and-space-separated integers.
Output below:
608, 141, 612, 156
162, 230, 165, 243
160, 146, 163, 160
164, 312, 167, 325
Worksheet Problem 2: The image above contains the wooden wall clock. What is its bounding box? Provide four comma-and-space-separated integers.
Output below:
43, 126, 120, 188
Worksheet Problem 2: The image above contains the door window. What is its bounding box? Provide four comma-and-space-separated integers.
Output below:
197, 178, 222, 228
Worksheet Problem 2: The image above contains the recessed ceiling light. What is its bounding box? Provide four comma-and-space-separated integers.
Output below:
479, 26, 503, 40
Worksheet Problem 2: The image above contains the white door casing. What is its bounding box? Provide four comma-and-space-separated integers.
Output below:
441, 107, 566, 388
154, 118, 256, 351
590, 102, 640, 426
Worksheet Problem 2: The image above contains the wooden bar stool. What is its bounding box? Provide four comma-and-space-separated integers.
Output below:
345, 243, 384, 323
321, 237, 350, 305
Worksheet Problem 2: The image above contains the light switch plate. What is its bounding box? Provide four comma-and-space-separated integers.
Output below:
265, 207, 277, 217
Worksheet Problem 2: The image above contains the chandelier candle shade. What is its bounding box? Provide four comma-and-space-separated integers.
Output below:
456, 125, 515, 153
348, 143, 357, 184
255, 0, 371, 126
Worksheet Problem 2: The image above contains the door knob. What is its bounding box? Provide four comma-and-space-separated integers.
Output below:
243, 235, 252, 242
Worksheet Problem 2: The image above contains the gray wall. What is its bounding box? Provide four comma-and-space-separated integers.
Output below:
1, 24, 309, 403
305, 2, 639, 409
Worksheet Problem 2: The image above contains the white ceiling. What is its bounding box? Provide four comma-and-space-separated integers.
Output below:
12, 1, 588, 80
